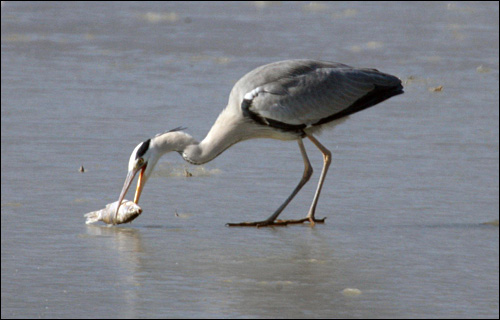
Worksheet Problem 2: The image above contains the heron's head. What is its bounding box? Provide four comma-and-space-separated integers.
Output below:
115, 138, 158, 217
114, 127, 195, 219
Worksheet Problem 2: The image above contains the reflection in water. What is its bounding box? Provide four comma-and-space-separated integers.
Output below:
84, 226, 144, 318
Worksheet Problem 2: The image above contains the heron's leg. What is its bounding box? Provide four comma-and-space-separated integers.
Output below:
267, 134, 330, 226
304, 134, 331, 225
226, 139, 313, 227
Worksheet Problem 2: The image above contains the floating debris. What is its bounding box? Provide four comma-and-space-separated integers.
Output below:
404, 75, 429, 86
252, 1, 282, 9
349, 41, 383, 53
1, 202, 22, 207
303, 1, 329, 12
154, 163, 221, 178
332, 8, 358, 19
482, 219, 499, 227
140, 12, 179, 23
174, 210, 192, 219
342, 288, 362, 297
429, 85, 443, 92
79, 166, 85, 173
476, 65, 491, 73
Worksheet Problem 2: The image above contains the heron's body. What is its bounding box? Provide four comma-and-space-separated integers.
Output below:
116, 59, 403, 226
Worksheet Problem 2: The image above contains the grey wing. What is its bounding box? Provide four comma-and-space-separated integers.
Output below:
244, 66, 403, 129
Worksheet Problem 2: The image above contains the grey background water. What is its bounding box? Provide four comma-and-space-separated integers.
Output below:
1, 1, 498, 318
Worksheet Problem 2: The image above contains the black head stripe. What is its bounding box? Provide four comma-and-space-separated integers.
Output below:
136, 139, 150, 159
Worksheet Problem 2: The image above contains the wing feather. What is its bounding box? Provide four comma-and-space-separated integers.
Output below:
236, 60, 403, 129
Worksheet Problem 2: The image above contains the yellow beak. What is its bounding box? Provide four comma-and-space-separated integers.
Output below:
115, 164, 147, 221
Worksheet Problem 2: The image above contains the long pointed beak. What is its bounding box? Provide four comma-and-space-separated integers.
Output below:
115, 165, 147, 221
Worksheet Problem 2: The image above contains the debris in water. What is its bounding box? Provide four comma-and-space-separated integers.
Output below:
476, 65, 491, 73
342, 288, 362, 297
429, 85, 443, 92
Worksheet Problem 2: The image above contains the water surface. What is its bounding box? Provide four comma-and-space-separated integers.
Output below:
2, 2, 498, 318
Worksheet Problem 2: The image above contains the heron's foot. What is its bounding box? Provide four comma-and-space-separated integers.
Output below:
226, 216, 326, 227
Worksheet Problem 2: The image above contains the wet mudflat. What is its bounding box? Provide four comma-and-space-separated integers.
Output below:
2, 2, 498, 318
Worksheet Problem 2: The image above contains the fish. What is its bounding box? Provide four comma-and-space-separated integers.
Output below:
84, 199, 142, 225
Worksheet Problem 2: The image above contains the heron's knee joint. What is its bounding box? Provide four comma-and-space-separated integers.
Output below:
304, 165, 313, 179
323, 151, 332, 164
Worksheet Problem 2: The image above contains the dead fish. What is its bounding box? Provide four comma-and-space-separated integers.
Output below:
84, 199, 142, 225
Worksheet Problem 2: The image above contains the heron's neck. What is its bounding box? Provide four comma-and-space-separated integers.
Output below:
151, 129, 235, 165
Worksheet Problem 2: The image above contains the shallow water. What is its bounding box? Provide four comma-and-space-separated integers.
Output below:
1, 1, 498, 318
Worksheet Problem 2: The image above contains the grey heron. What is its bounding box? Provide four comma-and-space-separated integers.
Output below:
115, 59, 403, 227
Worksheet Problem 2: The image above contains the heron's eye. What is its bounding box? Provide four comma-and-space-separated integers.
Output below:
137, 158, 144, 167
